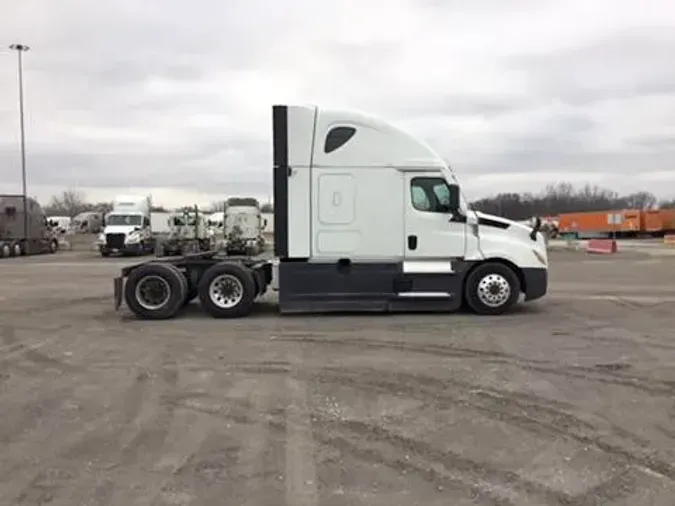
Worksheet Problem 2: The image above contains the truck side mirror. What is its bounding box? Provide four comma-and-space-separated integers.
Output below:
446, 184, 461, 213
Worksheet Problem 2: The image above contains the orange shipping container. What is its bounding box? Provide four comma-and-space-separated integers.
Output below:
558, 209, 642, 234
660, 209, 675, 232
642, 210, 663, 233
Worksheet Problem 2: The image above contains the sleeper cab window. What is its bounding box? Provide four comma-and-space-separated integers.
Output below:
324, 126, 356, 153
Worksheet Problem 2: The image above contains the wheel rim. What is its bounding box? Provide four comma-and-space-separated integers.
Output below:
208, 274, 244, 309
134, 275, 171, 310
1, 245, 9, 257
13, 244, 21, 255
476, 273, 511, 308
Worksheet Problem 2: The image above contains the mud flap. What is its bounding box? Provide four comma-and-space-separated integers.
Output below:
114, 276, 123, 310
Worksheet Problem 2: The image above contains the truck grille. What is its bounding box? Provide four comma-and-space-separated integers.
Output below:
106, 233, 125, 249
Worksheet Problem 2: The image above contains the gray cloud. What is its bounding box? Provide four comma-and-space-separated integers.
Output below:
1, 0, 675, 206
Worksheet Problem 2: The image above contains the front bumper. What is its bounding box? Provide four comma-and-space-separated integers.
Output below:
100, 242, 143, 254
521, 267, 548, 301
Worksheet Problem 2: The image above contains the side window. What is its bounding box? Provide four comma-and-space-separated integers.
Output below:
411, 185, 431, 211
324, 126, 356, 154
432, 183, 450, 207
411, 177, 452, 213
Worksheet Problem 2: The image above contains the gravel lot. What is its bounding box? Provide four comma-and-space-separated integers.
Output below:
0, 249, 674, 505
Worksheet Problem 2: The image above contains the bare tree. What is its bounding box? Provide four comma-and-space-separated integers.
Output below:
44, 190, 91, 217
208, 201, 226, 212
471, 182, 664, 219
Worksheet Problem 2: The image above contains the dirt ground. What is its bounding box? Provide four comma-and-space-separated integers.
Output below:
0, 250, 674, 505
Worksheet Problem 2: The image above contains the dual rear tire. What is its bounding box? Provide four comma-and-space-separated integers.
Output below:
123, 261, 256, 320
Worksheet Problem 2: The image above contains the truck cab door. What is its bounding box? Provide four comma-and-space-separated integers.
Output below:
404, 173, 466, 259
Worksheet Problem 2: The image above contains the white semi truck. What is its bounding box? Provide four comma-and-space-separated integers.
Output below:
114, 104, 548, 319
223, 197, 266, 255
98, 195, 156, 256
160, 207, 213, 256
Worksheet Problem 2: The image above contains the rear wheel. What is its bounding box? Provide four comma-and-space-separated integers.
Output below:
11, 242, 23, 257
464, 262, 520, 315
198, 262, 256, 318
124, 263, 187, 319
1, 243, 10, 258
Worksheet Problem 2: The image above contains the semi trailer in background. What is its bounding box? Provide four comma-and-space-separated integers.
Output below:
0, 194, 59, 258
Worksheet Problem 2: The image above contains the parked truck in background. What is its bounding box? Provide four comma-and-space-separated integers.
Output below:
206, 211, 225, 250
0, 194, 59, 258
47, 215, 71, 236
160, 207, 213, 256
223, 197, 266, 255
97, 195, 156, 256
70, 211, 104, 234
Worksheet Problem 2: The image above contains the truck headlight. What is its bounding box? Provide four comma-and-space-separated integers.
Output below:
126, 233, 140, 244
98, 233, 105, 242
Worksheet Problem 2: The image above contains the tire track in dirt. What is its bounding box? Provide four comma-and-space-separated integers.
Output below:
61, 353, 181, 506
282, 334, 675, 395
1, 295, 110, 316
7, 355, 156, 506
312, 414, 572, 506
284, 351, 319, 506
311, 367, 675, 487
0, 324, 82, 375
277, 335, 548, 364
160, 410, 282, 503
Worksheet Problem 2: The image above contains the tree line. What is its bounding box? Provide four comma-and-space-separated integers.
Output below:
470, 183, 675, 220
41, 190, 274, 217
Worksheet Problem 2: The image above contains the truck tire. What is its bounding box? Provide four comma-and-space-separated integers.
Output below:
1, 243, 10, 258
464, 262, 520, 316
49, 239, 58, 254
124, 262, 187, 319
198, 262, 256, 318
101, 250, 110, 257
11, 241, 23, 257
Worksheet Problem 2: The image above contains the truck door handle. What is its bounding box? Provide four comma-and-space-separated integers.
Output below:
408, 235, 417, 250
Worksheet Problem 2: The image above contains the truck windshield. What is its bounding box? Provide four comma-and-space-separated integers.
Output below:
172, 215, 198, 226
107, 214, 142, 226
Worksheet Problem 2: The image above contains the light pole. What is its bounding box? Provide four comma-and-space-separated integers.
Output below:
9, 43, 30, 243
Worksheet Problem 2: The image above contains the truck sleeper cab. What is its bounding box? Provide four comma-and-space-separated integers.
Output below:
114, 104, 548, 319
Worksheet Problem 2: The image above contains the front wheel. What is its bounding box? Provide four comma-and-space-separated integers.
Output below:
464, 262, 520, 315
49, 239, 58, 254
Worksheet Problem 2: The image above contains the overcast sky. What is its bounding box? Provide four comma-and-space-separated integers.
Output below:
1, 0, 675, 208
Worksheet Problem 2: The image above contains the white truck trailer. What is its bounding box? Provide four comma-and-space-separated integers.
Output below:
98, 195, 156, 256
114, 104, 548, 319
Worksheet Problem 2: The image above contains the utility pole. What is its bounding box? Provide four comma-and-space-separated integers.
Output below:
9, 43, 31, 245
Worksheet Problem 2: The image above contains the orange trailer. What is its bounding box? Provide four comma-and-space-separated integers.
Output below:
558, 209, 642, 236
659, 209, 675, 232
642, 210, 664, 233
